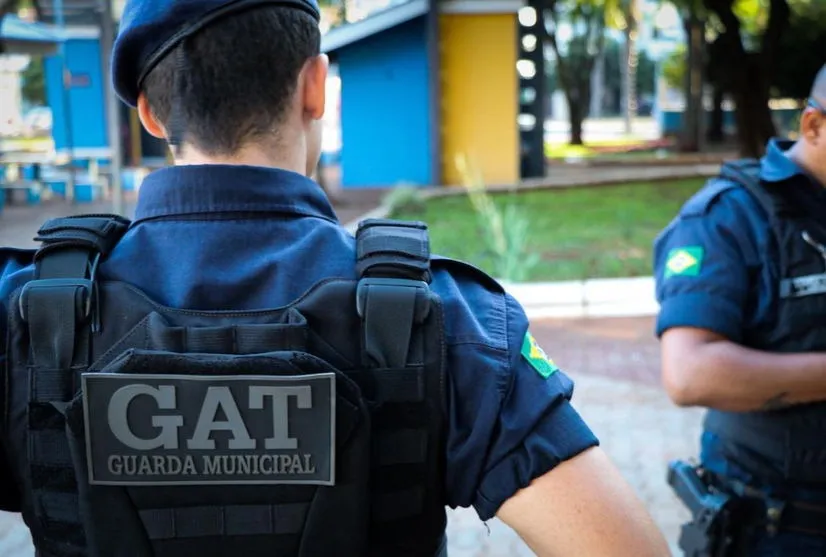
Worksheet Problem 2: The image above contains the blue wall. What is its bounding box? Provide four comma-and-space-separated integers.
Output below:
45, 37, 108, 153
337, 17, 432, 187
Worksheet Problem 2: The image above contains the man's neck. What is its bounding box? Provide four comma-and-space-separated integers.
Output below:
174, 143, 308, 176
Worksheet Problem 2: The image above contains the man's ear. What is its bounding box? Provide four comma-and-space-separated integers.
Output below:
301, 54, 329, 121
136, 94, 167, 139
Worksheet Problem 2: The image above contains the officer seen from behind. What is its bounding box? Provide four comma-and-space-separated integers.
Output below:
0, 0, 669, 555
655, 65, 826, 555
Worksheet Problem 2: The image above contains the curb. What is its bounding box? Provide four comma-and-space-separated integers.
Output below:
342, 183, 665, 320
501, 276, 658, 320
342, 167, 716, 232
344, 211, 660, 320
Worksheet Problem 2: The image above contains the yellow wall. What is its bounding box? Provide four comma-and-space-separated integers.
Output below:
439, 13, 518, 186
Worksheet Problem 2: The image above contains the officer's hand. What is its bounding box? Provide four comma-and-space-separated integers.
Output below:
496, 446, 669, 557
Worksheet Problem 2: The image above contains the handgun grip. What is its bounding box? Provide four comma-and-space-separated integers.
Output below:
667, 460, 730, 518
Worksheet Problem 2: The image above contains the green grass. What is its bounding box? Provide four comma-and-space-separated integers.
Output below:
391, 179, 707, 282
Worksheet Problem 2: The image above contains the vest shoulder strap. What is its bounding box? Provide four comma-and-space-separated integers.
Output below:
14, 214, 130, 553
354, 218, 433, 369
719, 158, 799, 219
20, 214, 131, 398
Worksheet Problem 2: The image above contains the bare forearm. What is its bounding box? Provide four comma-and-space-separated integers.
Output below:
667, 340, 826, 412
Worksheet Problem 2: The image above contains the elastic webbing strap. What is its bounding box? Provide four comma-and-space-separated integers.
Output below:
23, 214, 130, 552
139, 502, 310, 540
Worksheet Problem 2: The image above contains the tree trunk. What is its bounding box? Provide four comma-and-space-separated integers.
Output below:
730, 56, 776, 158
704, 0, 789, 158
680, 11, 704, 152
590, 48, 604, 118
622, 31, 638, 134
544, 1, 602, 147
622, 0, 639, 135
621, 30, 632, 133
569, 99, 585, 145
707, 85, 725, 143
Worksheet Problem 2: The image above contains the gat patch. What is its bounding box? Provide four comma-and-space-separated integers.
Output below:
521, 332, 559, 379
82, 373, 336, 486
665, 246, 704, 278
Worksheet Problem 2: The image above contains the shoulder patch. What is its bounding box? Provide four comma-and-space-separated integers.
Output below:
680, 178, 740, 218
520, 332, 559, 378
664, 246, 704, 278
82, 372, 336, 486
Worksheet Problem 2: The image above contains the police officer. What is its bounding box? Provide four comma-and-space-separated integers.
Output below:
655, 66, 826, 555
0, 1, 668, 556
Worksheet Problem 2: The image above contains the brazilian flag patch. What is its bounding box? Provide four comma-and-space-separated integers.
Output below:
521, 332, 559, 379
665, 246, 704, 278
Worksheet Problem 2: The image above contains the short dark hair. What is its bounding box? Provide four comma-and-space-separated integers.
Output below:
142, 6, 321, 155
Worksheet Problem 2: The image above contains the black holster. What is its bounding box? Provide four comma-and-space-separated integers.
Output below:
667, 460, 751, 557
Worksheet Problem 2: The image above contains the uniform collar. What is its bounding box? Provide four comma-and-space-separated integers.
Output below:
133, 164, 339, 224
760, 138, 806, 183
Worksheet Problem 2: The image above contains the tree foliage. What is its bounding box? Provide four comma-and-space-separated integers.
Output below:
660, 0, 823, 101
317, 0, 347, 29
700, 0, 790, 157
0, 0, 18, 55
21, 56, 45, 106
592, 37, 656, 111
545, 0, 609, 144
772, 0, 826, 99
661, 42, 686, 90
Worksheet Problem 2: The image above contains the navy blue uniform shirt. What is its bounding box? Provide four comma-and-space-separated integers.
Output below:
653, 138, 824, 485
0, 165, 598, 520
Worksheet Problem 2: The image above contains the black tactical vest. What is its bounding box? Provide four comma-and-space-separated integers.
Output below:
704, 160, 826, 487
2, 216, 448, 557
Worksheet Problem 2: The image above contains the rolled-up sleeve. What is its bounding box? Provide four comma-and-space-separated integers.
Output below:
441, 284, 598, 520
653, 187, 762, 343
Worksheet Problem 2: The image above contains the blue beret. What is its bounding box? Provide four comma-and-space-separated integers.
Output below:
112, 0, 320, 107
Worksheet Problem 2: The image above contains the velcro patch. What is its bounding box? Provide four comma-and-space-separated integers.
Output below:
781, 273, 826, 298
521, 332, 559, 379
664, 246, 704, 278
82, 373, 336, 486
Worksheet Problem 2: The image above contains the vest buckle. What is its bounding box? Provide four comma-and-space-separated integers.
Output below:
356, 277, 431, 322
18, 277, 95, 323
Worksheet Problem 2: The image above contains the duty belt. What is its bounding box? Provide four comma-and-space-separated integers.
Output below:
710, 472, 826, 538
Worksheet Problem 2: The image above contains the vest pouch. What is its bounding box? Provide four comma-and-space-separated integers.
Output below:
63, 349, 372, 557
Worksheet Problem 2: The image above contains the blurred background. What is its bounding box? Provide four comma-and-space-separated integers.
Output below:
0, 0, 823, 554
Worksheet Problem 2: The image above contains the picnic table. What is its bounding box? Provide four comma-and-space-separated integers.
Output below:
1, 151, 109, 208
